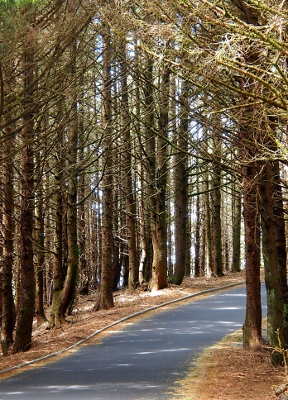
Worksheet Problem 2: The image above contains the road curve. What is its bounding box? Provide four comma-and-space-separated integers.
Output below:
0, 285, 266, 400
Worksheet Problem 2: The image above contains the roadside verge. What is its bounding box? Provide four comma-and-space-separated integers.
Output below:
0, 281, 245, 377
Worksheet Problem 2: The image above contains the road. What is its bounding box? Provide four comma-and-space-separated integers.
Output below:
0, 284, 266, 400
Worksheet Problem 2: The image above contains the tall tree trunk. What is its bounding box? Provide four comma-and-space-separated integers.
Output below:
0, 59, 16, 355
13, 22, 36, 352
50, 138, 66, 327
231, 184, 242, 273
200, 222, 206, 276
94, 24, 114, 310
240, 103, 262, 349
228, 1, 263, 350
78, 150, 88, 295
59, 31, 79, 320
120, 40, 138, 292
137, 162, 152, 284
78, 80, 88, 296
143, 54, 157, 289
211, 131, 223, 276
194, 190, 201, 277
172, 79, 189, 284
35, 151, 46, 327
135, 53, 151, 285
260, 156, 288, 364
150, 62, 170, 291
1, 126, 16, 355
49, 0, 79, 328
242, 159, 262, 349
237, 2, 288, 361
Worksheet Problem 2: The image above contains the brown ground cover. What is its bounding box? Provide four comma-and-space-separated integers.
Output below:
0, 271, 285, 399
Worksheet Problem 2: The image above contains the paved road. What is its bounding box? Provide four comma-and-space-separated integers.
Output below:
0, 284, 266, 400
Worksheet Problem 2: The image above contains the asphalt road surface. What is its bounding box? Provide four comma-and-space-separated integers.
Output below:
0, 284, 266, 400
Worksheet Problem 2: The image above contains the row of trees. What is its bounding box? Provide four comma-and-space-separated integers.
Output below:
0, 0, 287, 364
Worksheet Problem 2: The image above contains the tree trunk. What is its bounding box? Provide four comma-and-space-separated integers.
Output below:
260, 158, 288, 364
211, 131, 223, 276
94, 24, 114, 310
137, 162, 152, 285
13, 23, 36, 352
35, 153, 46, 327
79, 160, 89, 296
231, 184, 242, 273
234, 2, 263, 350
150, 62, 170, 291
143, 54, 158, 289
120, 39, 138, 292
59, 32, 79, 320
172, 79, 189, 284
78, 83, 89, 296
50, 148, 66, 327
194, 166, 202, 277
203, 160, 213, 276
1, 126, 16, 355
242, 160, 262, 349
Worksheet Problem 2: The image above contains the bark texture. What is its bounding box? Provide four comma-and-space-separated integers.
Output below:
94, 24, 114, 310
13, 25, 36, 352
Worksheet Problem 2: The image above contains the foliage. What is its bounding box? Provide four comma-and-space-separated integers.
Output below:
0, 0, 287, 363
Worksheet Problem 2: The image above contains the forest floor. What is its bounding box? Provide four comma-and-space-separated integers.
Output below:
0, 271, 286, 399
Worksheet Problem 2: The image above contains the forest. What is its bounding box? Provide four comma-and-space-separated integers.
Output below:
0, 0, 287, 365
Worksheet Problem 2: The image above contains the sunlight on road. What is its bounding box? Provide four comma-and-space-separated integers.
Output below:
137, 348, 191, 355
2, 393, 23, 396
211, 306, 242, 310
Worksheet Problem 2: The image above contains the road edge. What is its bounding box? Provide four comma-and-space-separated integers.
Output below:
0, 281, 245, 376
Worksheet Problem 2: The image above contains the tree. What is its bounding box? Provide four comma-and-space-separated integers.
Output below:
78, 87, 89, 295
241, 109, 262, 349
259, 122, 288, 362
149, 59, 170, 291
1, 102, 16, 355
13, 7, 36, 353
1, 0, 288, 359
135, 44, 153, 285
58, 2, 80, 322
194, 169, 202, 277
231, 181, 242, 273
147, 0, 288, 361
50, 125, 66, 327
172, 79, 189, 284
94, 22, 114, 310
119, 38, 139, 292
34, 150, 47, 327
210, 126, 224, 276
